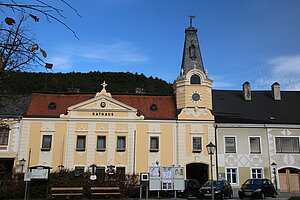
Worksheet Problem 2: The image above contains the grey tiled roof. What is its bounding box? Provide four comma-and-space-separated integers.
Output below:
213, 90, 300, 124
0, 95, 31, 117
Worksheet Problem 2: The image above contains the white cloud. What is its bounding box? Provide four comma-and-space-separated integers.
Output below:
49, 40, 149, 69
254, 55, 300, 90
210, 75, 234, 89
81, 42, 149, 63
270, 55, 300, 75
48, 56, 73, 72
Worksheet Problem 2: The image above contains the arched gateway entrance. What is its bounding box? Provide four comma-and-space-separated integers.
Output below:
279, 168, 300, 193
186, 163, 209, 186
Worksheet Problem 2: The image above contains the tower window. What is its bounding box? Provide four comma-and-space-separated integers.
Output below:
190, 75, 201, 84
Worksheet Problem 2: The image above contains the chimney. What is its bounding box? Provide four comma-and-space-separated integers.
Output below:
243, 82, 251, 101
271, 82, 281, 101
135, 88, 145, 94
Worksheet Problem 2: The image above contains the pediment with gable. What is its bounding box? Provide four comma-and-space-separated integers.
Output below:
60, 95, 144, 120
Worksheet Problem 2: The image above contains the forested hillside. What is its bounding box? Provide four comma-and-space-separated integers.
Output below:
1, 71, 174, 95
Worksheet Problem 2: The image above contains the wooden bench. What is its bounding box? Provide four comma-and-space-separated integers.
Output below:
91, 186, 121, 198
50, 187, 84, 199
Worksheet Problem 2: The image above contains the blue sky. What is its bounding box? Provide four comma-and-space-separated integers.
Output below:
27, 0, 300, 90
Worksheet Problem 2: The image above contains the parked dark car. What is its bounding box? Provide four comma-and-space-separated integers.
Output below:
199, 180, 233, 199
177, 179, 201, 198
238, 178, 277, 199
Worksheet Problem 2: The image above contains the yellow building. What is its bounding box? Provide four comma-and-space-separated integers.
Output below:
17, 23, 216, 185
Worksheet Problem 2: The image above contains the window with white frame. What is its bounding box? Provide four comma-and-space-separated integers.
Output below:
97, 136, 106, 151
41, 135, 52, 150
150, 137, 159, 152
226, 168, 238, 184
251, 168, 263, 179
76, 135, 86, 151
249, 137, 261, 154
225, 137, 236, 153
0, 126, 9, 146
117, 136, 126, 151
192, 137, 202, 152
275, 137, 300, 153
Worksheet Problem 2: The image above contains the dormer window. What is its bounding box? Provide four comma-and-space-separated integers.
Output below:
190, 74, 200, 84
48, 102, 57, 110
150, 104, 158, 112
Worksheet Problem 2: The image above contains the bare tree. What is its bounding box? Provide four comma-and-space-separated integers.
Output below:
0, 0, 80, 38
0, 0, 80, 82
0, 15, 49, 82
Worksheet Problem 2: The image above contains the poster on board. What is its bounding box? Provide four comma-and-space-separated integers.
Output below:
149, 167, 160, 178
162, 166, 172, 179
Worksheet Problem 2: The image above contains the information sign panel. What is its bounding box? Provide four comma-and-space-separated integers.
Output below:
174, 167, 184, 179
149, 167, 160, 178
31, 168, 48, 179
162, 166, 172, 179
24, 172, 31, 181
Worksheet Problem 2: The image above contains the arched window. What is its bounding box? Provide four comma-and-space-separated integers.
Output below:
190, 75, 201, 84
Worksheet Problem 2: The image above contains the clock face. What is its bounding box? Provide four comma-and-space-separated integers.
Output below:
190, 91, 202, 103
192, 93, 200, 101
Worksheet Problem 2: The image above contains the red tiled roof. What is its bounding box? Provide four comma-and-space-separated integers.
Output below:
26, 93, 177, 119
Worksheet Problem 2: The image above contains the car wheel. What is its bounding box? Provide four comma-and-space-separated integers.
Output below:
260, 192, 265, 199
221, 193, 225, 200
238, 194, 244, 199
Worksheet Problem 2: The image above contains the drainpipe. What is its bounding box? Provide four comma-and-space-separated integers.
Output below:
133, 130, 136, 174
176, 120, 179, 166
214, 123, 219, 180
265, 124, 272, 179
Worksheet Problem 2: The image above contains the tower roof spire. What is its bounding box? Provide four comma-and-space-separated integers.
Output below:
189, 15, 196, 27
180, 17, 205, 76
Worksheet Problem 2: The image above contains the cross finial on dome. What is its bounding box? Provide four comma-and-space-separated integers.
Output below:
101, 81, 107, 92
95, 81, 111, 97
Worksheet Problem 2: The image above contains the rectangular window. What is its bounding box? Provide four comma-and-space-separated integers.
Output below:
225, 137, 236, 153
250, 137, 261, 154
251, 168, 263, 179
193, 137, 202, 152
226, 168, 238, 184
117, 136, 126, 151
150, 137, 159, 152
275, 137, 300, 153
76, 135, 86, 151
0, 127, 9, 146
97, 136, 106, 151
41, 135, 52, 150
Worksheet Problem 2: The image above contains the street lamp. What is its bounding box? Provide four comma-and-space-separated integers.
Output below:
206, 142, 216, 200
271, 162, 277, 191
19, 158, 26, 173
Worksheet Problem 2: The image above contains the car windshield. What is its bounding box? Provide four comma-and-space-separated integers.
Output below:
203, 181, 223, 187
244, 179, 263, 185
